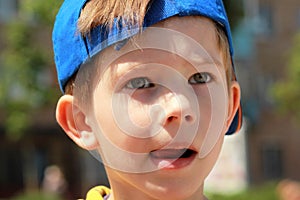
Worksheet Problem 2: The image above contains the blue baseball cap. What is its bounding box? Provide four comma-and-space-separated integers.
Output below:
52, 0, 242, 134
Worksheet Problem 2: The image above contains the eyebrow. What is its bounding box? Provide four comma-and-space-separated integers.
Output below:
109, 61, 142, 88
108, 48, 224, 86
187, 49, 223, 68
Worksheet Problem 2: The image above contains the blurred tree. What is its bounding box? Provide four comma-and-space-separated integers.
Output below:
0, 0, 63, 140
272, 32, 300, 123
223, 0, 244, 30
0, 0, 244, 140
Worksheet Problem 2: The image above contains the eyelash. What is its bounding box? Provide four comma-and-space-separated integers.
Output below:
125, 77, 155, 89
188, 72, 212, 84
125, 72, 212, 89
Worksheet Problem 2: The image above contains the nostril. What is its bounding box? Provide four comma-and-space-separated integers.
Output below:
166, 115, 194, 124
167, 116, 176, 122
185, 115, 193, 123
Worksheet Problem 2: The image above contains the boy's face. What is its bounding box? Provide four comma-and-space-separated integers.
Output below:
65, 16, 240, 199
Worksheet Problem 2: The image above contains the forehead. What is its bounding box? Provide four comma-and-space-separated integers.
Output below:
154, 16, 216, 38
92, 16, 223, 77
152, 16, 221, 60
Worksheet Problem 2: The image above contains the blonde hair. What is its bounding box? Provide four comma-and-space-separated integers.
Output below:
65, 0, 233, 94
78, 0, 151, 34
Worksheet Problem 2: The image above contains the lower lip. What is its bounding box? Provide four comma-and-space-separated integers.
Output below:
150, 153, 197, 170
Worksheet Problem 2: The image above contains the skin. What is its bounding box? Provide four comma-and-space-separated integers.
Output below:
56, 16, 241, 200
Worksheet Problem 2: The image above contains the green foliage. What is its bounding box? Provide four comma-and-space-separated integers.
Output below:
0, 0, 243, 139
272, 33, 300, 122
21, 0, 62, 25
206, 182, 279, 200
0, 0, 63, 140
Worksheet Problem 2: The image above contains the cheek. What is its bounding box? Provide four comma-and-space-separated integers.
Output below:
111, 88, 164, 139
125, 89, 161, 132
92, 89, 154, 153
194, 87, 212, 130
195, 136, 225, 178
128, 99, 152, 129
193, 84, 228, 158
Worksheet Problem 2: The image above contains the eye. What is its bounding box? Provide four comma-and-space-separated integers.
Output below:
125, 77, 155, 89
188, 72, 212, 84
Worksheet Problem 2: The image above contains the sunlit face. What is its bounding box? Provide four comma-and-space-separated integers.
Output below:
78, 16, 236, 199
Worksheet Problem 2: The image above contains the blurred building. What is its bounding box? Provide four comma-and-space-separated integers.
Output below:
0, 0, 300, 198
0, 0, 108, 199
235, 0, 300, 184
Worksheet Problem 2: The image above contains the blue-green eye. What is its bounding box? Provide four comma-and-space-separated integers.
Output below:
125, 77, 155, 89
188, 72, 212, 84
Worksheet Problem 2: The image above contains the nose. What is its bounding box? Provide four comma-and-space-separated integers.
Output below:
162, 92, 197, 126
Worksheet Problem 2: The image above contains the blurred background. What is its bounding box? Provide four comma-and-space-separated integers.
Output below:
0, 0, 299, 199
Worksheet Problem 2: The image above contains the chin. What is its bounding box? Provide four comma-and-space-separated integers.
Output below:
143, 177, 204, 200
150, 187, 202, 200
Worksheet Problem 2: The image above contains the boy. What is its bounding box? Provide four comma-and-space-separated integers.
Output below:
52, 0, 242, 199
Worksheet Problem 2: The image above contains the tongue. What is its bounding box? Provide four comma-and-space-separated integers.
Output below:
150, 149, 186, 159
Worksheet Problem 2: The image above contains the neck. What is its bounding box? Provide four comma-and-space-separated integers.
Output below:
107, 178, 207, 200
108, 191, 208, 200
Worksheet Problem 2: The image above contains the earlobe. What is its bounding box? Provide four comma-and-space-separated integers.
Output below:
226, 81, 241, 132
56, 95, 99, 150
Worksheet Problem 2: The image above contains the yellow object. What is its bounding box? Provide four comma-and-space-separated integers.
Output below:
83, 186, 111, 200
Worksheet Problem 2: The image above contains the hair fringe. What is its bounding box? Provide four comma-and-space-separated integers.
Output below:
78, 0, 151, 34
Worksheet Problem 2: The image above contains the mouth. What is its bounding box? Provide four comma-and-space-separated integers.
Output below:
150, 148, 197, 170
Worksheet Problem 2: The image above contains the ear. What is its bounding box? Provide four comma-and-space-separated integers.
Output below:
56, 95, 99, 150
225, 81, 241, 133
